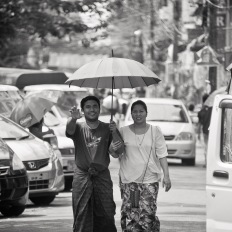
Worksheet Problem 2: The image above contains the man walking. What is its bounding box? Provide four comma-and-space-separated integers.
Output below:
66, 95, 124, 232
198, 93, 212, 167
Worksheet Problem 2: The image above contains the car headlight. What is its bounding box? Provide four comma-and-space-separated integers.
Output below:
175, 132, 193, 141
11, 152, 25, 171
44, 141, 57, 162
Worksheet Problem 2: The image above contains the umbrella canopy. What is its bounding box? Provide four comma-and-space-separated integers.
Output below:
65, 57, 161, 120
204, 86, 227, 107
65, 57, 161, 89
10, 91, 58, 128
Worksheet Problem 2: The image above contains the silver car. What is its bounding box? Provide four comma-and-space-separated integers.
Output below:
0, 115, 64, 205
123, 98, 196, 166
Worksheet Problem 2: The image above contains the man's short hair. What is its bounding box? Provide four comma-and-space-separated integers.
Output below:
80, 95, 100, 110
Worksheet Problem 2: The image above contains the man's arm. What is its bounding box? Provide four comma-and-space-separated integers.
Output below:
66, 106, 82, 136
66, 117, 77, 135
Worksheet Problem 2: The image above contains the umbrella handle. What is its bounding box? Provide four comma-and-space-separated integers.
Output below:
111, 77, 114, 121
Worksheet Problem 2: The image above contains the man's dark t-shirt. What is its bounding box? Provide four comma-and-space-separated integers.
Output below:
198, 106, 212, 135
66, 121, 113, 171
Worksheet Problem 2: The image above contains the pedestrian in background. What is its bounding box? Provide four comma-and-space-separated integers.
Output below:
198, 93, 212, 167
110, 100, 171, 232
28, 117, 54, 140
66, 95, 124, 232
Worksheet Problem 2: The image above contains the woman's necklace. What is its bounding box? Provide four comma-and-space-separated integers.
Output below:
133, 124, 147, 146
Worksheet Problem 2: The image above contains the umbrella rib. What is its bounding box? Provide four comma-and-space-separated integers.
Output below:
96, 76, 100, 89
128, 76, 133, 88
141, 76, 149, 86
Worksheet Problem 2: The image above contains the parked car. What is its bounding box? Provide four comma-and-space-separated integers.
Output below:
0, 115, 64, 205
0, 138, 28, 217
206, 85, 232, 231
123, 98, 196, 166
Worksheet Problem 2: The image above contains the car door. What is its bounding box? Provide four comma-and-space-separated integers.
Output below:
206, 95, 232, 232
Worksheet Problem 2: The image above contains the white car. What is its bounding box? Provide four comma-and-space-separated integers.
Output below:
0, 115, 64, 205
123, 98, 196, 166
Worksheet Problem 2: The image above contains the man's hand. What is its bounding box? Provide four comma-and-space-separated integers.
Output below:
69, 106, 82, 120
109, 120, 117, 133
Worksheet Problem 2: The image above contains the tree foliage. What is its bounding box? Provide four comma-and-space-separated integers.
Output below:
0, 0, 113, 67
0, 0, 110, 47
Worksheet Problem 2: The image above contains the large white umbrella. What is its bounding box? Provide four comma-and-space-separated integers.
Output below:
65, 57, 161, 119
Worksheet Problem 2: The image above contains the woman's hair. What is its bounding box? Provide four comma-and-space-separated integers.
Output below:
131, 100, 147, 113
80, 95, 100, 110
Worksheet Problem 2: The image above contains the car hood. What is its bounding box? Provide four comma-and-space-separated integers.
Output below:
5, 138, 50, 161
147, 121, 194, 135
57, 136, 74, 149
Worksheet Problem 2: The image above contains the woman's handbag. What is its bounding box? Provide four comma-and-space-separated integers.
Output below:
130, 188, 140, 208
130, 126, 154, 208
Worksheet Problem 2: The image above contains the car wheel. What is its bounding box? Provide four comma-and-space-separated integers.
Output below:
30, 195, 56, 206
182, 158, 195, 166
0, 205, 26, 217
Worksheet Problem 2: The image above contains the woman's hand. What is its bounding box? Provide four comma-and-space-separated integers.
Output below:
69, 106, 82, 120
111, 140, 123, 151
162, 176, 171, 192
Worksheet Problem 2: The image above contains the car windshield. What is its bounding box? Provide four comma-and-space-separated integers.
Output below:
0, 116, 31, 140
128, 103, 188, 122
0, 91, 23, 117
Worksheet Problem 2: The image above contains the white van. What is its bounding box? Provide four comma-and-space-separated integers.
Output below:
206, 84, 232, 231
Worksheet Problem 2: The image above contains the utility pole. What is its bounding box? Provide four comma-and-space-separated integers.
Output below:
172, 0, 181, 99
150, 0, 155, 62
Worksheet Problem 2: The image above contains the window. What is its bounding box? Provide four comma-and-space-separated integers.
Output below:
221, 108, 232, 163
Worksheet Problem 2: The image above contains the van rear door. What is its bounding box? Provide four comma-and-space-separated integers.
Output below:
206, 95, 232, 232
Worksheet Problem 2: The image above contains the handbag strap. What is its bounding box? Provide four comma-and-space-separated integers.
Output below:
141, 125, 154, 184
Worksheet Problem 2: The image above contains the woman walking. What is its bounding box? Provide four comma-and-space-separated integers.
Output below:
111, 100, 171, 231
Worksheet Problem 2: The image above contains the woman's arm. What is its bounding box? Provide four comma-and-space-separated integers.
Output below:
159, 157, 171, 192
109, 140, 124, 158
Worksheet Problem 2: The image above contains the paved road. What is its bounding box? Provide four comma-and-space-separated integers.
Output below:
0, 141, 206, 232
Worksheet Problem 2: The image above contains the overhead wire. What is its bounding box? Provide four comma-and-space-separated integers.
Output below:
205, 0, 232, 9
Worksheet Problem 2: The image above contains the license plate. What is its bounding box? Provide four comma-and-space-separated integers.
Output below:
67, 160, 76, 171
29, 172, 49, 181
